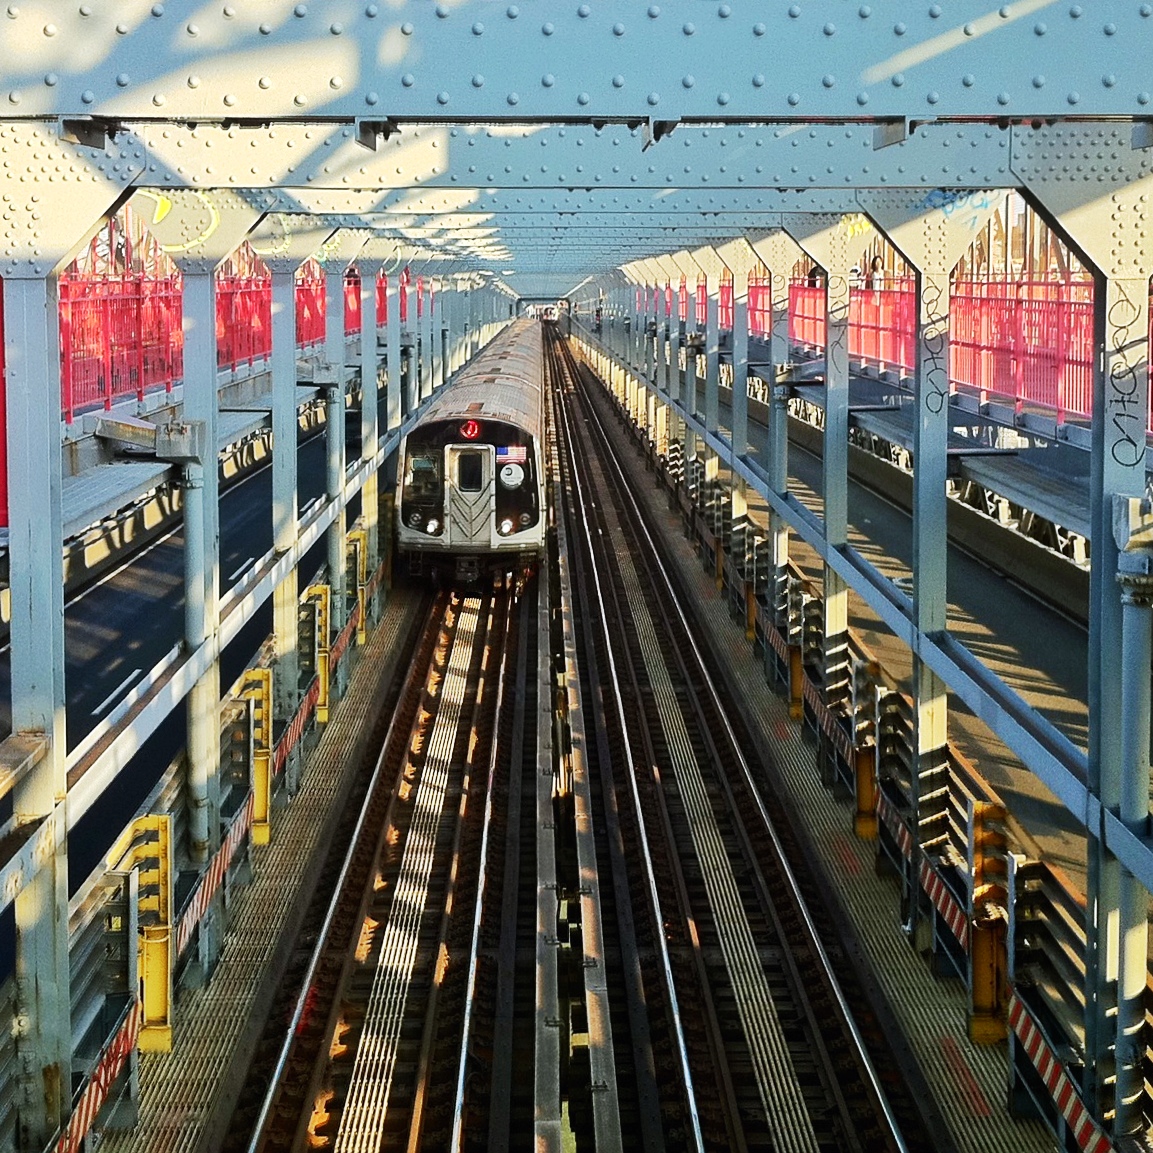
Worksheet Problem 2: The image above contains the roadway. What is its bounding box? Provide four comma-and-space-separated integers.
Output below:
0, 405, 376, 903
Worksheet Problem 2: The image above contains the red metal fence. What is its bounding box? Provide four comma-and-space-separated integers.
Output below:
54, 269, 385, 424
852, 279, 918, 377
216, 275, 270, 375
294, 272, 325, 349
788, 277, 1104, 424
950, 279, 1094, 422
0, 267, 1144, 531
59, 274, 183, 424
749, 276, 771, 336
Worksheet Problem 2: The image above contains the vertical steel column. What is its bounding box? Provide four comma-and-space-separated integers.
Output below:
403, 268, 417, 413
667, 275, 681, 406
431, 277, 444, 393
684, 270, 701, 460
270, 269, 300, 738
909, 266, 951, 859
443, 281, 456, 375
444, 279, 456, 377
704, 271, 720, 435
5, 274, 71, 1146
467, 283, 478, 359
858, 188, 1002, 938
662, 283, 673, 396
634, 280, 645, 375
1114, 538, 1153, 1134
616, 285, 628, 361
1088, 274, 1152, 1111
750, 233, 800, 627
717, 239, 754, 461
418, 273, 432, 402
181, 271, 222, 867
249, 219, 334, 721
359, 262, 383, 576
1, 143, 133, 1145
822, 251, 852, 712
785, 215, 854, 721
642, 280, 654, 383
141, 188, 260, 981
386, 270, 402, 428
322, 270, 348, 651
1015, 145, 1153, 1103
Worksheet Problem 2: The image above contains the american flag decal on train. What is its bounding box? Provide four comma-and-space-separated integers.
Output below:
497, 445, 527, 463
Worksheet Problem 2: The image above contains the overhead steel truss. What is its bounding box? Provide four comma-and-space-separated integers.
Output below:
0, 4, 1152, 1148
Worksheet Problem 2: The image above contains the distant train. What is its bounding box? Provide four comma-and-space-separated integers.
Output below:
395, 318, 546, 583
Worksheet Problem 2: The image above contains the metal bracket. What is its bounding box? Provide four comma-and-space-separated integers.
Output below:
60, 117, 119, 150
95, 416, 207, 466
1113, 494, 1153, 552
642, 118, 679, 152
873, 119, 909, 151
356, 118, 401, 151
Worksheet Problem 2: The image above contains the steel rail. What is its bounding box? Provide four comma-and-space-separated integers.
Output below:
243, 593, 450, 1153
548, 333, 706, 1153
545, 343, 626, 1153
573, 345, 912, 1153
546, 346, 667, 1149
335, 596, 483, 1152
406, 588, 507, 1150
450, 586, 516, 1152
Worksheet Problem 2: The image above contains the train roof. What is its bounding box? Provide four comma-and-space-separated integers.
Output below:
415, 318, 542, 435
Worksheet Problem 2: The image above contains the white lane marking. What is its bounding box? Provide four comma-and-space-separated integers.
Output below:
90, 668, 143, 717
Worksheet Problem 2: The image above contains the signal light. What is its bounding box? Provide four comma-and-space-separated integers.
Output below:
460, 419, 481, 440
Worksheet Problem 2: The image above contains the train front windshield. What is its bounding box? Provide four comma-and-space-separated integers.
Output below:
402, 451, 444, 529
404, 454, 441, 500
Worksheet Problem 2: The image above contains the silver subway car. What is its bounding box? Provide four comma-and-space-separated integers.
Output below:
396, 318, 546, 583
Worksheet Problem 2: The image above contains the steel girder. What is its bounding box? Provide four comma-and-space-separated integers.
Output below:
0, 2, 1147, 121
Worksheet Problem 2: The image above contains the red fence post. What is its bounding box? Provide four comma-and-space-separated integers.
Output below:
101, 281, 113, 411
59, 280, 75, 425
134, 277, 146, 406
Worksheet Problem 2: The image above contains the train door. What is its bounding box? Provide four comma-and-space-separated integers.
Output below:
444, 444, 495, 548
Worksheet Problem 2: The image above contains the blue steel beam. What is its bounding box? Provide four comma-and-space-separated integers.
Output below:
0, 3, 1148, 120
112, 121, 1016, 192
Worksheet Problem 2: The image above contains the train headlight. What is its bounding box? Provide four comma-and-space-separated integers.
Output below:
519, 512, 533, 526
426, 518, 440, 535
498, 518, 515, 536
407, 511, 422, 527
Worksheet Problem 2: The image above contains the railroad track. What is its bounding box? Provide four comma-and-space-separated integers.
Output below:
241, 580, 539, 1152
546, 325, 929, 1152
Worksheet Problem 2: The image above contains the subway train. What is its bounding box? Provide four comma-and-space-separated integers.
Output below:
395, 317, 546, 583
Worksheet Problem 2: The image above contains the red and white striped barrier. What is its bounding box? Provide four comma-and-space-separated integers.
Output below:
801, 676, 855, 765
175, 793, 255, 958
55, 1001, 141, 1153
918, 857, 970, 952
766, 622, 789, 663
876, 790, 914, 861
330, 601, 361, 668
272, 677, 321, 776
1008, 994, 1113, 1153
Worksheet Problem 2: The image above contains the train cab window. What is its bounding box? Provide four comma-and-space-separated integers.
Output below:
405, 454, 441, 502
457, 452, 484, 493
